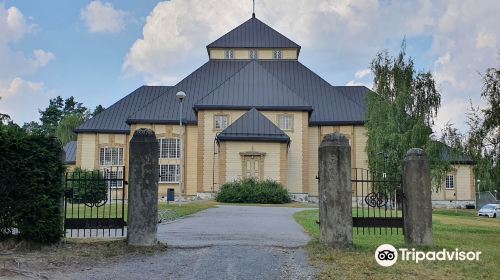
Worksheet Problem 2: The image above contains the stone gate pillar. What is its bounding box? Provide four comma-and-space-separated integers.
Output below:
128, 128, 159, 246
403, 148, 433, 246
318, 133, 352, 248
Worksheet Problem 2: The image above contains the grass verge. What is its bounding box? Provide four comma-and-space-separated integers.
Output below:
65, 200, 218, 221
294, 209, 500, 279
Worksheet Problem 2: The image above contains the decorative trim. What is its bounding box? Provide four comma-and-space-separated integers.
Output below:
197, 111, 205, 192
239, 151, 266, 156
219, 142, 226, 185
280, 143, 288, 187
302, 112, 309, 193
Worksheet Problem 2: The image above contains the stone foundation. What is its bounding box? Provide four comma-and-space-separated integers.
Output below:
432, 200, 474, 209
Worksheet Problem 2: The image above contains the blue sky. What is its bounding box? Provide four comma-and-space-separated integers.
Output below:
1, 0, 499, 134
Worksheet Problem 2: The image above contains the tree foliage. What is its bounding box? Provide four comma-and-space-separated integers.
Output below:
366, 42, 448, 189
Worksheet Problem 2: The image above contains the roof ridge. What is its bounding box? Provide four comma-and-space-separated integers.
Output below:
193, 60, 253, 107
256, 60, 311, 107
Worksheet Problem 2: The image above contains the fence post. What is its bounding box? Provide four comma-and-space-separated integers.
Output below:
318, 133, 352, 248
403, 148, 433, 246
128, 128, 159, 246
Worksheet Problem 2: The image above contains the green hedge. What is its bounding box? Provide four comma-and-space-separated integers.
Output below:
66, 167, 107, 205
0, 124, 65, 244
216, 178, 291, 204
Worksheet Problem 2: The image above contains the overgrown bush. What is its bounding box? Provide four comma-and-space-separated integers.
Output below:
216, 178, 291, 204
0, 124, 65, 244
66, 167, 107, 205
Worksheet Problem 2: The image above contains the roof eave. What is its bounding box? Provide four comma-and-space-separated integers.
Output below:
309, 120, 366, 126
216, 135, 290, 143
74, 128, 131, 134
193, 105, 313, 112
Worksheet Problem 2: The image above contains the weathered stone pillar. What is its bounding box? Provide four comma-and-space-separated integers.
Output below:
403, 148, 433, 246
128, 128, 159, 246
318, 133, 352, 248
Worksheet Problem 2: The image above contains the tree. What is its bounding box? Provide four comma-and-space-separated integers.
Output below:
39, 96, 64, 134
92, 105, 105, 117
465, 57, 500, 194
55, 113, 87, 145
366, 41, 447, 189
0, 97, 11, 125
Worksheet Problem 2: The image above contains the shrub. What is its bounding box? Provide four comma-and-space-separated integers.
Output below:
66, 167, 107, 205
216, 178, 291, 204
0, 124, 65, 244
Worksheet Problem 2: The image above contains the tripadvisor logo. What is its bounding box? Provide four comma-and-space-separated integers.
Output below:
375, 244, 482, 267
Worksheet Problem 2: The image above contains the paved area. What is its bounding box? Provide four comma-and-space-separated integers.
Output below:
54, 205, 316, 280
158, 205, 312, 247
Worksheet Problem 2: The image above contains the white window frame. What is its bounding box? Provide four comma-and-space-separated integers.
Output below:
273, 50, 283, 59
99, 147, 124, 166
224, 49, 234, 59
279, 114, 293, 131
445, 175, 455, 189
159, 138, 180, 159
159, 164, 180, 183
214, 115, 228, 130
249, 49, 258, 59
102, 167, 124, 189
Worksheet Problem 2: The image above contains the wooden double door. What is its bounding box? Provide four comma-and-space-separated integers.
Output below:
243, 155, 263, 179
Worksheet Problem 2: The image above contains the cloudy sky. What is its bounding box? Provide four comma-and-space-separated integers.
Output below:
0, 0, 499, 134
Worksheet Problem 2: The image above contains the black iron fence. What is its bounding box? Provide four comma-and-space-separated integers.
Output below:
352, 168, 404, 235
64, 166, 127, 237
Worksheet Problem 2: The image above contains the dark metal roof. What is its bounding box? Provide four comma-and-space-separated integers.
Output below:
127, 61, 249, 124
258, 61, 369, 125
63, 141, 77, 164
194, 60, 312, 111
126, 60, 368, 126
217, 108, 290, 143
207, 16, 300, 50
440, 143, 475, 165
75, 86, 172, 133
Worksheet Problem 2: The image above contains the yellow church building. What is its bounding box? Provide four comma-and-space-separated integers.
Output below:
70, 14, 475, 206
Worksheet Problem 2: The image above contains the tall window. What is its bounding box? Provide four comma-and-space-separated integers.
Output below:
279, 114, 293, 131
159, 164, 180, 183
249, 49, 258, 59
273, 50, 283, 59
224, 49, 234, 59
103, 167, 124, 188
100, 147, 124, 166
445, 175, 455, 189
159, 138, 180, 159
214, 115, 228, 130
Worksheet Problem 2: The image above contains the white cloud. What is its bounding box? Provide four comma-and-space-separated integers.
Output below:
0, 4, 54, 124
0, 78, 49, 124
81, 1, 128, 33
476, 31, 497, 49
123, 0, 500, 133
354, 69, 371, 79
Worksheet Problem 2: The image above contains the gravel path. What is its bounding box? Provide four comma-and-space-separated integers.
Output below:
54, 205, 316, 280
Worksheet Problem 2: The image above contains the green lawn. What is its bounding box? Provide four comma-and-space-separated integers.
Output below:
294, 209, 500, 279
65, 201, 217, 221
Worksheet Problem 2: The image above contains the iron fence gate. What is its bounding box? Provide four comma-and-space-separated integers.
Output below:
64, 166, 127, 237
352, 168, 404, 235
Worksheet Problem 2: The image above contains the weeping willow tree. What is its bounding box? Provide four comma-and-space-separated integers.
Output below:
366, 42, 449, 189
55, 113, 87, 145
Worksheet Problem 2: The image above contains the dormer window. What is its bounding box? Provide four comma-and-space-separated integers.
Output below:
249, 49, 258, 59
273, 50, 283, 59
224, 49, 234, 59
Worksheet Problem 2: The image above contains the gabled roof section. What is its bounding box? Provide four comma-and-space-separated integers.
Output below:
75, 86, 171, 133
258, 61, 370, 125
127, 60, 249, 124
207, 16, 300, 50
194, 60, 312, 111
217, 108, 290, 143
63, 141, 77, 164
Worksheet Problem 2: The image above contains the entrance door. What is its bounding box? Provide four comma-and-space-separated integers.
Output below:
243, 156, 261, 179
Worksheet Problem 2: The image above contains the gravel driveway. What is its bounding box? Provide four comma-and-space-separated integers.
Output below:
55, 205, 316, 280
